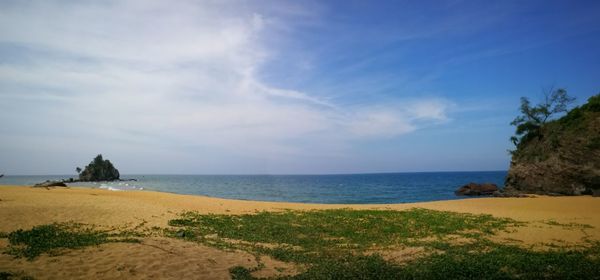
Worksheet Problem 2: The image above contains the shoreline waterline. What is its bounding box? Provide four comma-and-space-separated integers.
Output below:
1, 184, 600, 236
1, 183, 480, 206
0, 171, 508, 204
0, 182, 494, 205
0, 184, 598, 216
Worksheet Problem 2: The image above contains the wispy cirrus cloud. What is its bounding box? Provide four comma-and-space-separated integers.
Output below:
0, 0, 451, 174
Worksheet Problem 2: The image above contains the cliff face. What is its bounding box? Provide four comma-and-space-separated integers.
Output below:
505, 94, 600, 195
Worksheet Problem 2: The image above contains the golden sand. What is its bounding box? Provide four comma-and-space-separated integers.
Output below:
1, 185, 599, 279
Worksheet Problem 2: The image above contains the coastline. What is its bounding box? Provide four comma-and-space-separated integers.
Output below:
0, 171, 508, 204
1, 184, 600, 279
1, 184, 599, 238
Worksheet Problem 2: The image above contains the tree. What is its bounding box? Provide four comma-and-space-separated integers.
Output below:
76, 167, 82, 174
510, 88, 575, 147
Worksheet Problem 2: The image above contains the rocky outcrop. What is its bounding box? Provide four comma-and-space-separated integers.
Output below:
492, 189, 531, 198
79, 154, 120, 181
455, 183, 499, 196
505, 94, 600, 195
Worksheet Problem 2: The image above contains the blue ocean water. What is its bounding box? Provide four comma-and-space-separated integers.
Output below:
0, 171, 507, 204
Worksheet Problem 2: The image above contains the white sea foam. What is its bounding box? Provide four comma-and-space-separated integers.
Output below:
99, 184, 122, 191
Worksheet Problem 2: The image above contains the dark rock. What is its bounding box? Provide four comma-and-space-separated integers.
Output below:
492, 190, 530, 198
455, 183, 499, 196
79, 154, 120, 181
505, 94, 600, 196
33, 181, 67, 188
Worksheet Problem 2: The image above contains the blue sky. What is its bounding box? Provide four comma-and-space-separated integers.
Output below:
0, 0, 599, 175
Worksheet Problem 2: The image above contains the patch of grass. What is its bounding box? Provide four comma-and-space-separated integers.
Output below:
0, 232, 8, 238
399, 241, 600, 280
229, 266, 255, 280
231, 242, 600, 280
5, 223, 141, 260
168, 208, 600, 279
287, 254, 407, 280
6, 224, 108, 260
0, 271, 34, 280
229, 259, 266, 280
168, 208, 519, 257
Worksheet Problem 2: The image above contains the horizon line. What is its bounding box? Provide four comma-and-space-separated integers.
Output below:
1, 170, 509, 177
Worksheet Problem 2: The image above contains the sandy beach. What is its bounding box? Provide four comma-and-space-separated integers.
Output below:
1, 185, 599, 279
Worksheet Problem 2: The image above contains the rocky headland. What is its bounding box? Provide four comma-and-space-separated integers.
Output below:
504, 94, 600, 196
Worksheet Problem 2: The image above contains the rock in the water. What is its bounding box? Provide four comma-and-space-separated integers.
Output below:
505, 94, 600, 195
79, 154, 120, 181
455, 183, 499, 196
33, 181, 67, 188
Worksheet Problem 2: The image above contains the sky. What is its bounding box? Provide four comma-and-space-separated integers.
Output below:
1, 0, 599, 175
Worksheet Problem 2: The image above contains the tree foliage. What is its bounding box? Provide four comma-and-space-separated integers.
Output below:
510, 88, 575, 147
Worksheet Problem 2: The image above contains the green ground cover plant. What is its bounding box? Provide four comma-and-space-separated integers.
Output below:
0, 271, 34, 280
166, 208, 600, 279
4, 223, 141, 260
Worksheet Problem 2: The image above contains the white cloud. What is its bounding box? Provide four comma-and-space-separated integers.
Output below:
342, 99, 452, 138
0, 0, 452, 173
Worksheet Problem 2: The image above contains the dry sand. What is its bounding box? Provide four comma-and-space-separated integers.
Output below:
1, 185, 599, 279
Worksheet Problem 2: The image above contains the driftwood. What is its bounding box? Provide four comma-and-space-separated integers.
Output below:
32, 181, 68, 189
31, 176, 138, 190
32, 178, 138, 189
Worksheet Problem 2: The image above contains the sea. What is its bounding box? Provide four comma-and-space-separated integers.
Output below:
0, 171, 507, 204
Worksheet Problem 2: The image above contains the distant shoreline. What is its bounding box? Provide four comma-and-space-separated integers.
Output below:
0, 172, 508, 204
0, 170, 509, 177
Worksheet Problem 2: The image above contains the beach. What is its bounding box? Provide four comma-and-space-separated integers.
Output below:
3, 1, 599, 279
1, 185, 599, 279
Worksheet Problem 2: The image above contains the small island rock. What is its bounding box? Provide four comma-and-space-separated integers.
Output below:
79, 154, 120, 181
